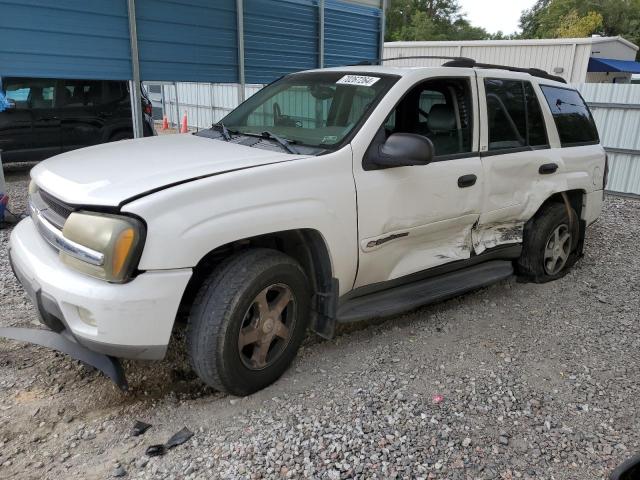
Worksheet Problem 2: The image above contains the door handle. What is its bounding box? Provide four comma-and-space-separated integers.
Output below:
539, 163, 558, 174
457, 174, 477, 188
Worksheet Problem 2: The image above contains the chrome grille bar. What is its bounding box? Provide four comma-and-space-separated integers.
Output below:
29, 199, 105, 267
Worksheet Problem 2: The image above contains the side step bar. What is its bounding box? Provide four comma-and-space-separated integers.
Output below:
337, 260, 513, 323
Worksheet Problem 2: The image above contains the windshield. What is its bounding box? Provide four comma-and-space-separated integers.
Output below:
220, 72, 398, 149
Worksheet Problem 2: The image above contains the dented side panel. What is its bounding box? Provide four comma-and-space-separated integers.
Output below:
473, 72, 605, 255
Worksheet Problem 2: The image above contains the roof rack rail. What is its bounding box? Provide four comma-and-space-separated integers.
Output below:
348, 56, 567, 83
442, 58, 566, 83
348, 55, 474, 66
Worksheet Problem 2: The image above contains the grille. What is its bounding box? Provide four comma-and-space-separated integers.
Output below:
32, 189, 75, 229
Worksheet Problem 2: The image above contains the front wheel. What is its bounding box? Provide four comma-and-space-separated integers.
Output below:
187, 249, 311, 396
517, 202, 580, 283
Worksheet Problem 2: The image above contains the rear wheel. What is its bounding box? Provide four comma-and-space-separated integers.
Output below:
187, 249, 311, 395
517, 202, 579, 283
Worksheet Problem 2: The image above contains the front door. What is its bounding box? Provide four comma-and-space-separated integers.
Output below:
351, 74, 483, 288
28, 78, 61, 160
0, 78, 34, 162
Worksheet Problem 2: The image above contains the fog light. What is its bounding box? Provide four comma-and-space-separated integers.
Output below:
77, 306, 96, 327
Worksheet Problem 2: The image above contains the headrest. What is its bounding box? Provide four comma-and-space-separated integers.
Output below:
427, 104, 456, 133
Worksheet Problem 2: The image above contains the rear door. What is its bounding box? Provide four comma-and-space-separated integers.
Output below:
58, 79, 103, 152
474, 72, 552, 253
29, 78, 61, 160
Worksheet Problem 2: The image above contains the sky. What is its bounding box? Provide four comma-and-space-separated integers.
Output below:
458, 0, 536, 34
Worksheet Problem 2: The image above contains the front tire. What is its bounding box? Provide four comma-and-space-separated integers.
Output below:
517, 202, 580, 283
187, 249, 311, 396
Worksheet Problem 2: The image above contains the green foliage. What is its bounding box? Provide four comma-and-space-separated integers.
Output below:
519, 0, 640, 47
555, 11, 604, 38
385, 0, 494, 41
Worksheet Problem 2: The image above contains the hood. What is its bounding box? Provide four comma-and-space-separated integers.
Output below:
31, 134, 303, 207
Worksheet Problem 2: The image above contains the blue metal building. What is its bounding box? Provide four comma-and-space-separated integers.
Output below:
0, 0, 385, 135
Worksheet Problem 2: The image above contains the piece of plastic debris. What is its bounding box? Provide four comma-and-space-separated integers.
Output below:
432, 394, 444, 404
132, 420, 152, 437
166, 427, 194, 449
144, 427, 194, 457
112, 465, 127, 477
145, 444, 166, 457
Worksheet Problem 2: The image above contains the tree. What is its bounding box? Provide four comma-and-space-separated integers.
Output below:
555, 10, 604, 38
385, 0, 492, 41
519, 0, 640, 48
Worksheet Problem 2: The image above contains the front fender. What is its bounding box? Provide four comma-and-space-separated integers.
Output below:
123, 150, 358, 295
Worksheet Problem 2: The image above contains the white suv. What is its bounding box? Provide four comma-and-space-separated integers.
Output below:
8, 63, 606, 395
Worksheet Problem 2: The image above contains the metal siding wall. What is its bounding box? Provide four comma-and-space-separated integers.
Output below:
383, 43, 584, 83
162, 83, 263, 127
244, 0, 319, 84
135, 0, 238, 82
576, 83, 640, 195
0, 0, 132, 80
324, 0, 381, 67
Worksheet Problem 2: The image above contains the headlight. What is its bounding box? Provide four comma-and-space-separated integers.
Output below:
28, 180, 38, 195
60, 211, 145, 283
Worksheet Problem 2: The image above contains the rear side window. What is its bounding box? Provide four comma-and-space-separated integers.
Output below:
540, 85, 599, 147
484, 79, 548, 151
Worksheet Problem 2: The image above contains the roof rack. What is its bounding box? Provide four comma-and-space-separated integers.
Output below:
353, 55, 567, 84
350, 55, 474, 66
442, 58, 567, 83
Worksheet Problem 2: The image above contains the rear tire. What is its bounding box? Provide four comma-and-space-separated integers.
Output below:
187, 248, 311, 396
517, 202, 579, 283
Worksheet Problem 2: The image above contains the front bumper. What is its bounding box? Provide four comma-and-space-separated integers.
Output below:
8, 218, 192, 360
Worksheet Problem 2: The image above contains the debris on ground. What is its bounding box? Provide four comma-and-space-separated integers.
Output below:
131, 420, 151, 437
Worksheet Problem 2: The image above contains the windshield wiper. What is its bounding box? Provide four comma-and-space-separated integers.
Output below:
259, 131, 299, 154
212, 122, 232, 141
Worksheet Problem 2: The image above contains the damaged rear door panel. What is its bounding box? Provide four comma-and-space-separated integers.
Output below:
473, 73, 560, 254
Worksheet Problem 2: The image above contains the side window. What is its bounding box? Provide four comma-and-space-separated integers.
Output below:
4, 78, 55, 110
484, 79, 526, 150
540, 85, 599, 146
60, 80, 103, 107
524, 82, 548, 147
104, 81, 127, 103
485, 79, 550, 150
384, 78, 473, 158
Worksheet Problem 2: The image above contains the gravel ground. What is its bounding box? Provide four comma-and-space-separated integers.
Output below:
1, 166, 639, 479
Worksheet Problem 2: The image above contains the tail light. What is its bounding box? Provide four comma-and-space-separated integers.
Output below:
143, 101, 152, 116
603, 153, 609, 190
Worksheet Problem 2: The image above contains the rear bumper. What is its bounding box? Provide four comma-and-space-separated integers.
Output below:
9, 218, 192, 360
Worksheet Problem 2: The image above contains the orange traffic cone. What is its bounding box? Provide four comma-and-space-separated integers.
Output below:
161, 115, 169, 130
180, 111, 188, 133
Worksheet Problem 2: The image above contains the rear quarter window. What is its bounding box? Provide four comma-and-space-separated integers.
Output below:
540, 85, 599, 147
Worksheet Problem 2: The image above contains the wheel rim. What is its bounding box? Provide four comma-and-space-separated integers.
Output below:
543, 223, 572, 275
237, 283, 296, 371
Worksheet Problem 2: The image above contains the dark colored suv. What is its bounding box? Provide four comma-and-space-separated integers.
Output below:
0, 77, 155, 163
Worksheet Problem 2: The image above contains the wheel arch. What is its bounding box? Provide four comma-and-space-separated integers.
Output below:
530, 188, 587, 254
176, 228, 338, 338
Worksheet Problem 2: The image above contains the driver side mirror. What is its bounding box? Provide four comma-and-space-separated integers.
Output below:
372, 132, 434, 169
